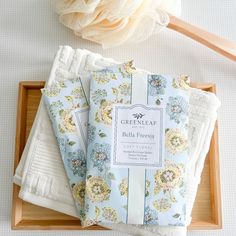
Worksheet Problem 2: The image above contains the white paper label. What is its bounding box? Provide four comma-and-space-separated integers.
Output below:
73, 107, 89, 149
111, 104, 165, 169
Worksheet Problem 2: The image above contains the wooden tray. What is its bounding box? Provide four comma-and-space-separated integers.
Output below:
12, 81, 222, 230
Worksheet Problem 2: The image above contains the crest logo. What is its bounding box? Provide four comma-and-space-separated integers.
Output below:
132, 113, 145, 119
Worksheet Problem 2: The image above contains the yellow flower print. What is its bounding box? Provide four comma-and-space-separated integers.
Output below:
81, 218, 97, 228
41, 83, 61, 97
86, 176, 111, 203
118, 83, 131, 96
95, 206, 101, 219
58, 109, 76, 133
146, 180, 150, 188
102, 207, 118, 222
119, 178, 128, 197
172, 75, 190, 90
153, 198, 171, 212
71, 87, 85, 99
154, 161, 184, 194
145, 180, 151, 197
165, 129, 188, 155
92, 71, 117, 84
72, 182, 85, 206
119, 61, 136, 77
95, 100, 114, 125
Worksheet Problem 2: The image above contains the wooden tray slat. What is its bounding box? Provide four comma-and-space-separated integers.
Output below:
12, 81, 222, 230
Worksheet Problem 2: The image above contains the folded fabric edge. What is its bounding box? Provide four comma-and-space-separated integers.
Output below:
19, 190, 78, 218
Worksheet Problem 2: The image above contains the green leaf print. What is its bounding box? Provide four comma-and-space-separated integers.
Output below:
172, 213, 180, 218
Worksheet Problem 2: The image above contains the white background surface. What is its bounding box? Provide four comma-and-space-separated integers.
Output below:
1, 0, 236, 235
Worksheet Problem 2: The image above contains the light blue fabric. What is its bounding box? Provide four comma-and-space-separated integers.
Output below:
83, 63, 190, 226
41, 62, 190, 227
41, 77, 88, 219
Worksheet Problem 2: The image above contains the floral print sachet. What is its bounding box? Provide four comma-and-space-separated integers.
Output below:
41, 77, 89, 219
83, 63, 190, 226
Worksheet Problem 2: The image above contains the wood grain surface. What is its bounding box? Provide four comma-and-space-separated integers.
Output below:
12, 81, 222, 230
168, 15, 236, 62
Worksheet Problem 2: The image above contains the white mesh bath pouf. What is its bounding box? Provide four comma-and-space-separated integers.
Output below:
53, 0, 236, 61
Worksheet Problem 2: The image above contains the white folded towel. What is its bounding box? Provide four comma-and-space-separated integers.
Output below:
14, 46, 220, 236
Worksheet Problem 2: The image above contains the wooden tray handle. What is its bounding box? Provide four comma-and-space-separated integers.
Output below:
168, 15, 236, 62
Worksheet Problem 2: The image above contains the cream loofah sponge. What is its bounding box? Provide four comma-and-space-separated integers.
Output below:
53, 0, 181, 48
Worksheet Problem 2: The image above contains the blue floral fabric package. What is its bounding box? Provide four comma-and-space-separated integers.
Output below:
41, 77, 89, 219
83, 63, 190, 226
41, 62, 190, 227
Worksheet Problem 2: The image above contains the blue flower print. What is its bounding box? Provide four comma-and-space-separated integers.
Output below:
91, 89, 107, 104
148, 75, 167, 96
166, 96, 188, 124
144, 206, 158, 224
87, 124, 96, 143
90, 143, 111, 172
67, 149, 86, 177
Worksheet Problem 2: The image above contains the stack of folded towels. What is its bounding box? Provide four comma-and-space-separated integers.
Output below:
14, 46, 220, 236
